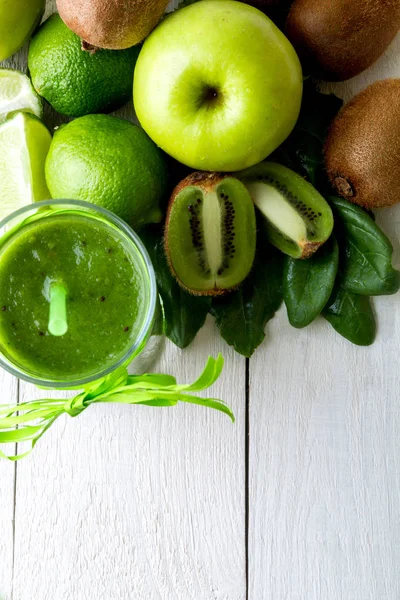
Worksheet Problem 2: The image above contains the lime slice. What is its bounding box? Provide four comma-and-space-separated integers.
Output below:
0, 69, 43, 123
0, 112, 52, 220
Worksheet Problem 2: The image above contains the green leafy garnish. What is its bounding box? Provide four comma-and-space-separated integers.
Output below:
330, 196, 400, 296
0, 354, 233, 460
322, 286, 376, 346
211, 244, 284, 357
140, 225, 211, 348
283, 236, 339, 328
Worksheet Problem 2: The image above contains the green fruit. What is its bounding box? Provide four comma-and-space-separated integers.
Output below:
165, 172, 256, 295
57, 0, 170, 49
0, 112, 51, 220
325, 79, 400, 208
239, 162, 333, 258
28, 14, 141, 118
0, 69, 43, 123
45, 114, 168, 229
286, 0, 400, 81
134, 0, 302, 172
0, 0, 44, 61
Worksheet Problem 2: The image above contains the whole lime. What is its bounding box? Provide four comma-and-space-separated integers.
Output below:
45, 114, 168, 228
0, 0, 44, 61
28, 14, 141, 118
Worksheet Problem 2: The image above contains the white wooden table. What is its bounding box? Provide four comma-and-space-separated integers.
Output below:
1, 3, 400, 599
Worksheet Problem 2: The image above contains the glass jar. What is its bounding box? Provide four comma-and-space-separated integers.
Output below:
0, 200, 159, 388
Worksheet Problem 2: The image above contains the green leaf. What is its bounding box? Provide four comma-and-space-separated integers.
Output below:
274, 81, 343, 190
126, 373, 177, 387
322, 286, 376, 346
330, 196, 400, 296
211, 245, 284, 357
284, 236, 339, 328
140, 225, 211, 348
0, 354, 233, 460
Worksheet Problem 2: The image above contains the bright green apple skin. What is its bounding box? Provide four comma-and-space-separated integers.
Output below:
0, 0, 45, 62
134, 0, 303, 172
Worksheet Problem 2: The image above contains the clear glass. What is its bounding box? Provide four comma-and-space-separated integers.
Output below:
0, 200, 157, 388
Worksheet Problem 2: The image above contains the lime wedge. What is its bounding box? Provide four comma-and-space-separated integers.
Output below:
0, 69, 43, 123
0, 112, 52, 220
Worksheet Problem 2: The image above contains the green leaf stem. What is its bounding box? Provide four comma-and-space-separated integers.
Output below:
0, 354, 233, 461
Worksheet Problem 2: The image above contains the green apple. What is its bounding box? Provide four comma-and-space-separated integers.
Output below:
0, 0, 45, 62
134, 0, 303, 172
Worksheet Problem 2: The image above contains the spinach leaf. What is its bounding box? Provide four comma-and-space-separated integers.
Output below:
283, 236, 339, 328
322, 285, 376, 346
140, 226, 211, 349
211, 245, 284, 358
330, 196, 400, 296
273, 81, 343, 190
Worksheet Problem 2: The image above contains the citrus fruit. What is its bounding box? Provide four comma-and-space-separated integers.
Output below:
45, 114, 168, 228
0, 0, 44, 61
28, 14, 141, 118
0, 69, 43, 123
0, 112, 51, 220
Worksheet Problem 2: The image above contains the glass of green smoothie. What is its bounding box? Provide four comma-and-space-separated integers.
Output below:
0, 200, 157, 388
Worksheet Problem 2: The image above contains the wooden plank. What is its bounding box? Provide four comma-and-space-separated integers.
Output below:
249, 34, 400, 600
14, 322, 246, 600
0, 372, 18, 600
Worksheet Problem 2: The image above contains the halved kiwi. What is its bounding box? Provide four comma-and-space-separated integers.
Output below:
238, 162, 333, 258
165, 172, 256, 295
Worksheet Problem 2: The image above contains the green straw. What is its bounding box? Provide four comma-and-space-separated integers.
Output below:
48, 283, 68, 336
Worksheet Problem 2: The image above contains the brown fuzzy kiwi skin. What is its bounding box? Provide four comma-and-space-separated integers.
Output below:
164, 172, 241, 297
299, 241, 324, 259
324, 79, 400, 209
285, 0, 400, 81
57, 0, 170, 50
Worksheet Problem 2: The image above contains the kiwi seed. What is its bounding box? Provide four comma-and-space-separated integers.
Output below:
164, 172, 256, 295
238, 162, 333, 258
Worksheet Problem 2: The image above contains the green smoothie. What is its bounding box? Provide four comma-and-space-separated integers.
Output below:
0, 211, 150, 381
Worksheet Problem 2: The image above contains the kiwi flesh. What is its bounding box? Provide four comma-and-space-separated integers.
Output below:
165, 172, 256, 295
325, 79, 400, 209
57, 0, 170, 50
285, 0, 400, 81
238, 162, 333, 258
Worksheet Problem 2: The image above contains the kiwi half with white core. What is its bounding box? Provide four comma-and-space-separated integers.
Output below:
165, 172, 256, 295
238, 162, 333, 258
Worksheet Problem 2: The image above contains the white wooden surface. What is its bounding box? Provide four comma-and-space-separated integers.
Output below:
1, 2, 400, 599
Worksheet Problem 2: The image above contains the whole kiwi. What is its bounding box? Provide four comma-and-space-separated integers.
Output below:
285, 0, 400, 81
325, 79, 400, 208
57, 0, 170, 50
